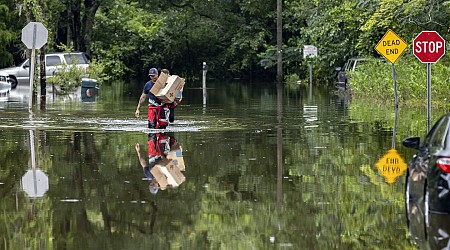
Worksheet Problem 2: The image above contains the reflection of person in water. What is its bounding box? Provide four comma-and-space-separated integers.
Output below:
135, 133, 175, 194
136, 135, 161, 195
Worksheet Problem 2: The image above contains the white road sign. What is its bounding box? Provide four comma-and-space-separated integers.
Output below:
303, 45, 318, 59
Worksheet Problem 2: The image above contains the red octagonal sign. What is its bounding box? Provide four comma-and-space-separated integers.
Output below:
413, 31, 446, 63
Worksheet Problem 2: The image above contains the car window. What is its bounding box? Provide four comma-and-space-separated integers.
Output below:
46, 56, 62, 66
345, 60, 354, 71
64, 54, 88, 65
354, 60, 367, 71
22, 58, 41, 67
424, 117, 449, 148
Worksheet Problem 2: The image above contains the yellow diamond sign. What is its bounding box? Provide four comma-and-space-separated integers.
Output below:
375, 29, 408, 64
375, 149, 408, 184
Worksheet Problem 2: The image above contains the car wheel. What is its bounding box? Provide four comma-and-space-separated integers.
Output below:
8, 77, 17, 89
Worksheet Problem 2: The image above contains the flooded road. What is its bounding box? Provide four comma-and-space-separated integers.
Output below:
0, 80, 431, 249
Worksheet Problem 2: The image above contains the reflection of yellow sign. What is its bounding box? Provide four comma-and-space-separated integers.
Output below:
375, 30, 408, 64
375, 149, 407, 184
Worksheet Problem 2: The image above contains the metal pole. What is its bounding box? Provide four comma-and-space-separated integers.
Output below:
392, 64, 398, 149
29, 49, 36, 110
29, 23, 37, 110
29, 129, 36, 170
202, 62, 207, 107
309, 64, 312, 86
309, 64, 312, 102
427, 63, 432, 132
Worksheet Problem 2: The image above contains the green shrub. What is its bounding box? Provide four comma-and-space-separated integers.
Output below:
46, 57, 108, 95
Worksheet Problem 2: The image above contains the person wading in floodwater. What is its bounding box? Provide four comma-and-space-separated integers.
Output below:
135, 68, 162, 129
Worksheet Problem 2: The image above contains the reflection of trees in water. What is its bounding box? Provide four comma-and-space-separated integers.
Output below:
38, 131, 161, 248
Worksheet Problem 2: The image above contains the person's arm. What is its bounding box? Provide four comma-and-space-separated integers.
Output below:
135, 93, 147, 118
135, 143, 147, 168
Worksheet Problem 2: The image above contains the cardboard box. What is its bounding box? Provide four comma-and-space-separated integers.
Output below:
156, 75, 185, 103
150, 72, 169, 96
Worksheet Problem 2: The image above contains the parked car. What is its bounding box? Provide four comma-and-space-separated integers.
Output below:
335, 58, 371, 89
403, 113, 450, 216
0, 52, 89, 89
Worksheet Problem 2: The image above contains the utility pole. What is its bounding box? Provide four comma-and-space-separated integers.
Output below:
276, 0, 283, 83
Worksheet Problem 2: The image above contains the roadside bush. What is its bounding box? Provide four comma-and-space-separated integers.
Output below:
47, 58, 108, 94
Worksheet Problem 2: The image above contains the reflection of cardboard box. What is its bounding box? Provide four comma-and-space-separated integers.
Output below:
150, 159, 170, 189
167, 145, 185, 171
161, 162, 185, 187
156, 75, 185, 103
150, 158, 185, 189
150, 72, 169, 96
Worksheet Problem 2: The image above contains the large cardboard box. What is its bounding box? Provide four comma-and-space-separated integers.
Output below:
150, 72, 169, 96
156, 75, 185, 103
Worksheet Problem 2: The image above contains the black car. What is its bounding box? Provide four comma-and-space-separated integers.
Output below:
403, 113, 450, 215
406, 194, 450, 249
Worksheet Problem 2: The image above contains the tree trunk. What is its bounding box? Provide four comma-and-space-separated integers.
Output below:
81, 0, 101, 56
70, 0, 82, 50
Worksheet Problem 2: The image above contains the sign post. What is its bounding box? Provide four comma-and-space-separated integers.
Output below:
413, 31, 445, 131
303, 45, 317, 101
21, 22, 48, 110
375, 30, 408, 149
375, 30, 408, 109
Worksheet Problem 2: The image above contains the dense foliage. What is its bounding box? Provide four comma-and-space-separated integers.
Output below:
1, 0, 450, 83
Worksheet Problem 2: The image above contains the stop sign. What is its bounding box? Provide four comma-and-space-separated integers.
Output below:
413, 31, 445, 63
21, 22, 48, 49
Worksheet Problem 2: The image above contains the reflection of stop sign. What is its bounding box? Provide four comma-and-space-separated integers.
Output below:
21, 169, 49, 198
413, 31, 445, 63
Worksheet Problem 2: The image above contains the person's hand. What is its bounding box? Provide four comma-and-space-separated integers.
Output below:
135, 109, 140, 118
135, 143, 140, 151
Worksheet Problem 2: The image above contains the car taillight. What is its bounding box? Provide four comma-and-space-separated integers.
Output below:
437, 158, 450, 173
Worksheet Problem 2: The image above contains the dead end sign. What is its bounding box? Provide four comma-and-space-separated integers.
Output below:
375, 29, 408, 64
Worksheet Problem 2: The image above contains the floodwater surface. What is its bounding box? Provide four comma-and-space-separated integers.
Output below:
0, 80, 434, 249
